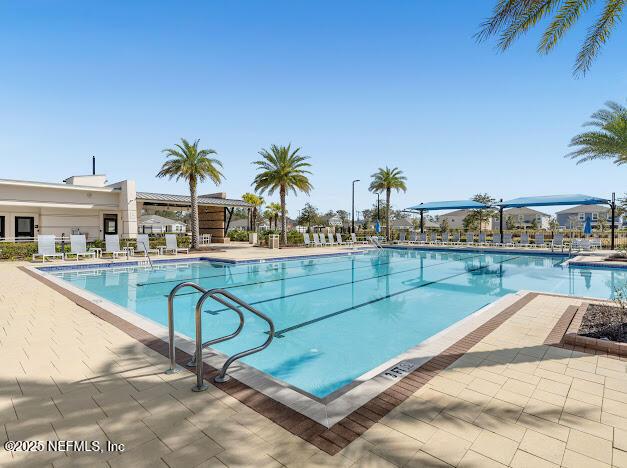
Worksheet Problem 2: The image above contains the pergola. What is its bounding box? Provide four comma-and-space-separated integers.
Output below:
406, 193, 617, 249
405, 200, 490, 233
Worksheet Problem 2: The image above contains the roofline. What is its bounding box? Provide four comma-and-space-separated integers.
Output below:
0, 178, 119, 192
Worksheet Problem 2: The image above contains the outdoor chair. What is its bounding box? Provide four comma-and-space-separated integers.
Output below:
327, 233, 336, 246
502, 233, 514, 246
465, 232, 475, 245
351, 233, 368, 245
164, 234, 189, 255
429, 232, 438, 244
337, 233, 352, 246
490, 233, 502, 246
312, 233, 323, 246
408, 232, 418, 244
478, 233, 487, 245
591, 238, 602, 249
395, 231, 406, 244
135, 234, 159, 256
319, 233, 332, 246
534, 233, 547, 248
103, 235, 127, 259
451, 232, 461, 245
32, 235, 64, 262
519, 233, 532, 247
66, 235, 96, 261
303, 233, 312, 247
417, 233, 427, 244
551, 234, 564, 251
441, 232, 449, 244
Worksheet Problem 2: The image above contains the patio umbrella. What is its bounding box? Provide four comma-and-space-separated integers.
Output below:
375, 219, 381, 234
583, 217, 592, 236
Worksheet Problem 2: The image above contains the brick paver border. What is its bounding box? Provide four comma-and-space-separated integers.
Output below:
23, 265, 543, 455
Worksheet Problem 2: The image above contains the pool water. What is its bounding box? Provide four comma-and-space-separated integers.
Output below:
51, 249, 627, 398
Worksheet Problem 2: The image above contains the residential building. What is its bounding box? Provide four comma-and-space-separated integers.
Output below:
0, 174, 251, 242
138, 214, 187, 234
438, 209, 494, 230
498, 207, 550, 229
556, 204, 624, 229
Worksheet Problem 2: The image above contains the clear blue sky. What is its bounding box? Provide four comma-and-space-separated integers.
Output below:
1, 1, 625, 216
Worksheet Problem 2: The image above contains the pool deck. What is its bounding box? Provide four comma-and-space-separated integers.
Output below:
1, 246, 627, 467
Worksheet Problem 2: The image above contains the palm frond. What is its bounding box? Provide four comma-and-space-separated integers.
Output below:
539, 0, 595, 53
575, 0, 625, 75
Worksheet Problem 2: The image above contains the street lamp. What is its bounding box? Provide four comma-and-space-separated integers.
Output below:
352, 179, 360, 234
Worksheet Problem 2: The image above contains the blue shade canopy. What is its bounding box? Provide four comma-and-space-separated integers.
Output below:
406, 200, 489, 211
497, 194, 609, 208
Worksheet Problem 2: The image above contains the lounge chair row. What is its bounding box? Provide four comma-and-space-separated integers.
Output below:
303, 232, 369, 247
394, 232, 601, 250
32, 234, 189, 262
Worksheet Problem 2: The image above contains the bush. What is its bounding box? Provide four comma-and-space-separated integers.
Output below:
0, 242, 38, 260
229, 230, 251, 242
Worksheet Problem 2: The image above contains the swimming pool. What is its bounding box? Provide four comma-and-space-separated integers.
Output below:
48, 249, 626, 399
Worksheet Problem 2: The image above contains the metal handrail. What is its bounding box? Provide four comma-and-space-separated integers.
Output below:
139, 241, 154, 269
165, 281, 274, 392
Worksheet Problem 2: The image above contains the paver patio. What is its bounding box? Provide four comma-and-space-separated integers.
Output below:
1, 251, 626, 467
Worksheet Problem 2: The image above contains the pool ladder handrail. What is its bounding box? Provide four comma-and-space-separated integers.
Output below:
139, 241, 154, 269
369, 236, 383, 249
165, 282, 275, 392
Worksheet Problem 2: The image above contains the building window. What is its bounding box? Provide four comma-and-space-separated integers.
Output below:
103, 214, 118, 235
592, 213, 598, 221
578, 213, 585, 221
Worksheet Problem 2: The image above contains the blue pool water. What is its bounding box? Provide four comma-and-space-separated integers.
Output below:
50, 249, 627, 398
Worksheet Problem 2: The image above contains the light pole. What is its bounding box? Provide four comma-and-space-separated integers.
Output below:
352, 179, 360, 234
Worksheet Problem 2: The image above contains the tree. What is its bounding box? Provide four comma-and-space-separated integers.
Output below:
530, 218, 539, 230
566, 101, 627, 166
157, 138, 223, 249
506, 215, 516, 230
368, 167, 407, 239
324, 210, 336, 218
253, 144, 313, 245
465, 194, 497, 234
264, 203, 281, 230
439, 218, 450, 233
242, 193, 264, 231
549, 216, 560, 234
477, 0, 625, 76
336, 209, 349, 225
297, 203, 321, 231
596, 216, 608, 232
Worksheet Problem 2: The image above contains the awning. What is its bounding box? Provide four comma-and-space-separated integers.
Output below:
496, 194, 609, 208
406, 200, 489, 212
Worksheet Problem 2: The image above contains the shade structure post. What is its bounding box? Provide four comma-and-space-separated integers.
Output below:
420, 210, 424, 234
499, 206, 503, 239
611, 192, 616, 250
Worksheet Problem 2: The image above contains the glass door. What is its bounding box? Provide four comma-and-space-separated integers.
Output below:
0, 216, 5, 239
103, 214, 118, 235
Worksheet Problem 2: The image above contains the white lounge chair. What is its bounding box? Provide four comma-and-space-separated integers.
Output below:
441, 232, 450, 244
490, 233, 502, 247
429, 232, 438, 244
102, 235, 127, 258
451, 232, 461, 245
408, 232, 418, 244
534, 233, 547, 248
395, 231, 407, 244
551, 234, 564, 251
591, 238, 602, 249
337, 233, 352, 246
136, 234, 159, 256
327, 233, 336, 246
32, 235, 64, 262
478, 233, 487, 245
417, 233, 427, 244
519, 233, 532, 247
312, 233, 323, 247
351, 233, 368, 245
303, 233, 313, 247
502, 233, 514, 246
465, 232, 475, 246
164, 234, 189, 255
66, 235, 96, 261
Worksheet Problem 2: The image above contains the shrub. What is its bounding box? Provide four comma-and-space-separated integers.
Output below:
0, 242, 38, 260
229, 230, 251, 242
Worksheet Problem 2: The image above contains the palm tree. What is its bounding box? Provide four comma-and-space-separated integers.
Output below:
368, 167, 407, 240
267, 202, 282, 230
242, 193, 264, 231
157, 138, 223, 249
477, 0, 625, 76
253, 144, 313, 245
566, 101, 627, 166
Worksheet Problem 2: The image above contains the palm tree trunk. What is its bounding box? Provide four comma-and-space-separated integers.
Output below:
386, 188, 391, 240
280, 186, 287, 245
189, 178, 199, 249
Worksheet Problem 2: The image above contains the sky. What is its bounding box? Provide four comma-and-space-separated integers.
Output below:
1, 0, 626, 218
